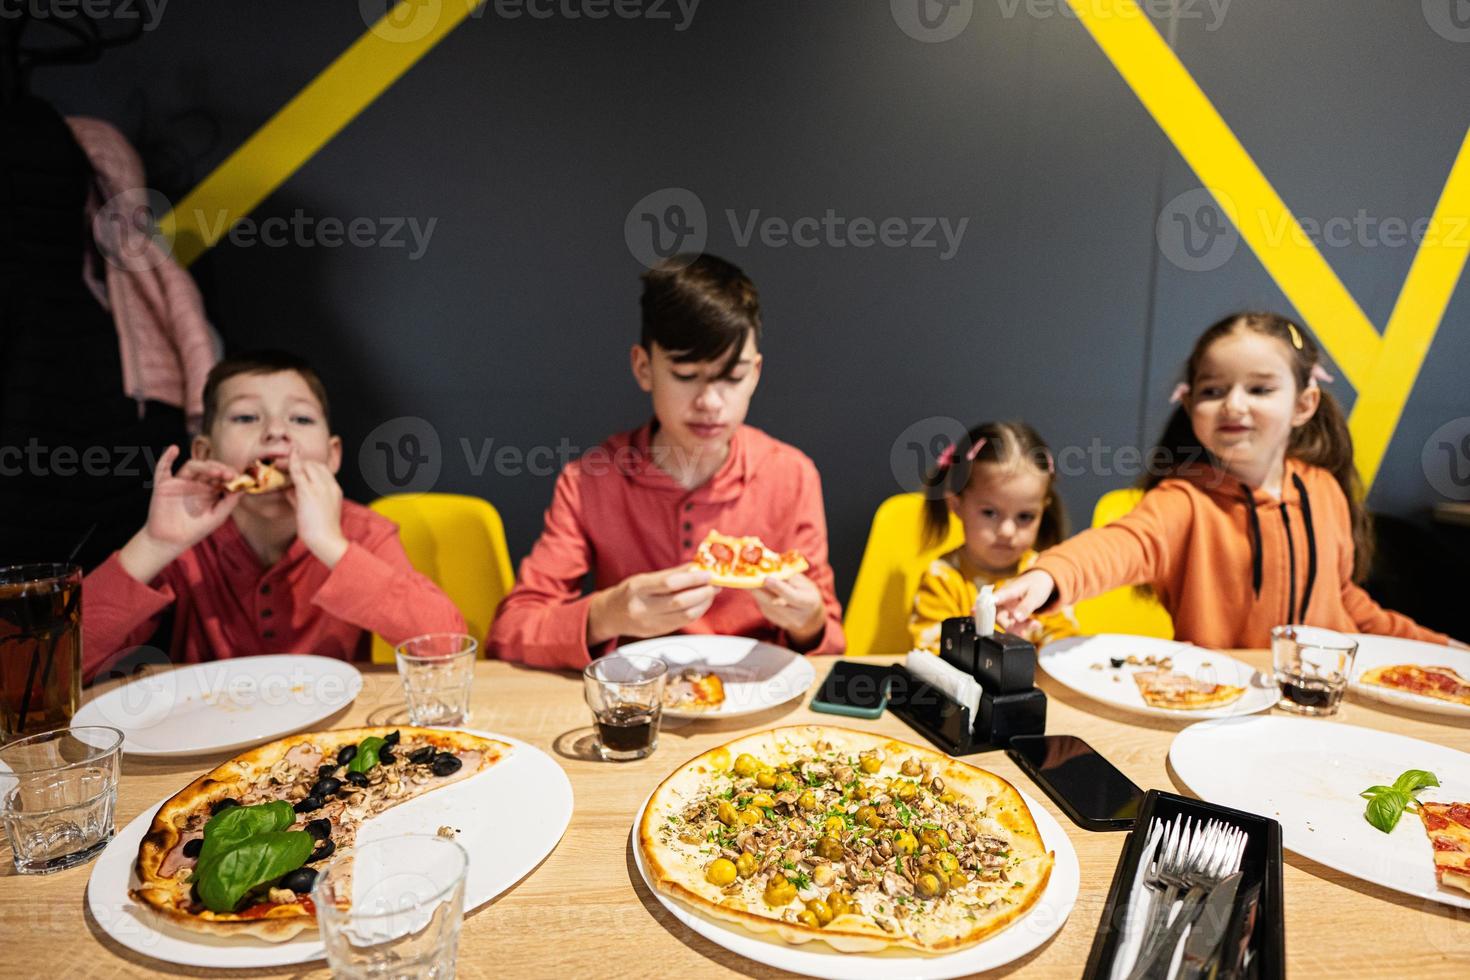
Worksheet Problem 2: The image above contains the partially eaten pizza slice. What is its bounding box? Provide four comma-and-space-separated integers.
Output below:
1419, 802, 1470, 895
692, 529, 808, 589
1132, 668, 1245, 710
663, 668, 726, 712
1360, 664, 1470, 707
225, 458, 290, 494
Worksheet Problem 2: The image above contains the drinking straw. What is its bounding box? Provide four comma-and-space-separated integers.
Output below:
15, 524, 95, 733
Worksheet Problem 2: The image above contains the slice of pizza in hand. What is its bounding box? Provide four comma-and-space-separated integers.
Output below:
1420, 802, 1470, 896
132, 726, 509, 941
224, 458, 291, 495
693, 529, 809, 589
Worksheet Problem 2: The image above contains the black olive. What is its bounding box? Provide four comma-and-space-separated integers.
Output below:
305, 818, 332, 840
279, 866, 318, 894
182, 837, 203, 858
345, 771, 370, 787
383, 730, 401, 747
317, 764, 339, 780
379, 747, 396, 766
311, 777, 342, 798
430, 753, 462, 777
294, 796, 324, 814
409, 746, 435, 765
211, 798, 240, 815
1109, 657, 1126, 669
310, 839, 335, 862
336, 744, 358, 766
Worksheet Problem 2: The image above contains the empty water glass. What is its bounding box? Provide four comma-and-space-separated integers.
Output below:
396, 634, 477, 727
312, 834, 469, 980
0, 725, 122, 873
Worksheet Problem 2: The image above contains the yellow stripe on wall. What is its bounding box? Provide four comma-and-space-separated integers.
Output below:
161, 0, 486, 267
1065, 0, 1470, 490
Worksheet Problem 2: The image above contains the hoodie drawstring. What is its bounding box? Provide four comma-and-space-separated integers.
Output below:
1241, 483, 1263, 598
1241, 476, 1319, 619
1293, 473, 1318, 619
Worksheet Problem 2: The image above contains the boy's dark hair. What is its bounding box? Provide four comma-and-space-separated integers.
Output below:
200, 350, 331, 433
920, 420, 1069, 551
1143, 311, 1372, 580
639, 254, 761, 376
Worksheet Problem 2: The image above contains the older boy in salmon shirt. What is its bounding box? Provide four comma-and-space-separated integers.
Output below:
489, 254, 845, 668
83, 351, 466, 681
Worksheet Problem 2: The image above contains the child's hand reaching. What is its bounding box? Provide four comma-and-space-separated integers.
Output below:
992, 569, 1058, 636
752, 573, 826, 650
287, 447, 349, 568
119, 445, 242, 583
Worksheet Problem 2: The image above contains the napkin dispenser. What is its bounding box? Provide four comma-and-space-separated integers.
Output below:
889, 618, 1047, 756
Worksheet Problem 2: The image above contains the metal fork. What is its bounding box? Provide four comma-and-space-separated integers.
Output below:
1128, 822, 1247, 980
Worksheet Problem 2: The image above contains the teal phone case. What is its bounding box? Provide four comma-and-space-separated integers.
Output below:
809, 695, 888, 720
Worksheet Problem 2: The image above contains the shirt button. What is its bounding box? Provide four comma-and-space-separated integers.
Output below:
684, 502, 694, 512
682, 521, 692, 532
683, 540, 692, 549
262, 629, 276, 640
260, 584, 271, 596
260, 609, 273, 619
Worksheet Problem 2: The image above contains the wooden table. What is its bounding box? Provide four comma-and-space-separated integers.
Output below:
6, 651, 1469, 977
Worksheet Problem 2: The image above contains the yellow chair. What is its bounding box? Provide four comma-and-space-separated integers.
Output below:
843, 493, 963, 657
1072, 488, 1174, 638
367, 493, 516, 663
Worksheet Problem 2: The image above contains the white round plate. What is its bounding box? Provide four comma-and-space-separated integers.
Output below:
1039, 635, 1278, 719
1346, 634, 1470, 719
619, 635, 817, 719
73, 655, 364, 757
630, 788, 1079, 979
86, 729, 573, 967
1170, 715, 1470, 909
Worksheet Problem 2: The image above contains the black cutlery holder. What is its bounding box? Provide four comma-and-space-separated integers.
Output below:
1081, 789, 1286, 980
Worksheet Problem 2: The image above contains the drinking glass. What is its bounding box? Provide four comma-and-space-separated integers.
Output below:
0, 725, 122, 873
395, 634, 477, 727
312, 834, 469, 979
1, 564, 83, 743
583, 655, 666, 761
1272, 625, 1358, 716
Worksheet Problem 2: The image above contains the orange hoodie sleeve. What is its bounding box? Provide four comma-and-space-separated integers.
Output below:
1030, 482, 1194, 609
1336, 539, 1452, 646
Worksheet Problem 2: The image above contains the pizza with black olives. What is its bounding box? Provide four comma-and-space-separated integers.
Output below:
132, 726, 507, 940
638, 726, 1054, 953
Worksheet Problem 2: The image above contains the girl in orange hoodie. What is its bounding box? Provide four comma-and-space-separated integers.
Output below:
994, 312, 1462, 649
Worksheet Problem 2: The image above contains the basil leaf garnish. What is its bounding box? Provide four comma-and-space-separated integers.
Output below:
196, 800, 295, 869
1392, 770, 1440, 794
1365, 791, 1408, 834
347, 736, 387, 774
194, 830, 315, 913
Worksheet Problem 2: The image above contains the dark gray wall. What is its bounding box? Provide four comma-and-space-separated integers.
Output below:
32, 0, 1470, 600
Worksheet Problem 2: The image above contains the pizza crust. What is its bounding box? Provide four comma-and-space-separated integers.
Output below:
638, 726, 1054, 954
131, 726, 507, 941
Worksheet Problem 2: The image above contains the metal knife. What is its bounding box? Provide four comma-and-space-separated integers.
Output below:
1177, 871, 1244, 980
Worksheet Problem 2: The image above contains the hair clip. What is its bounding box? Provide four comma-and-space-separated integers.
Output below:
1169, 382, 1190, 405
936, 436, 987, 471
1287, 322, 1305, 350
1309, 363, 1334, 387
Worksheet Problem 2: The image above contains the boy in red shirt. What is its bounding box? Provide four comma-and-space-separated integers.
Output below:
489, 254, 845, 668
83, 351, 465, 681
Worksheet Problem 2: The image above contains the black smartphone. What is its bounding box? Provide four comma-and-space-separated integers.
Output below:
810, 661, 895, 720
1006, 734, 1144, 832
